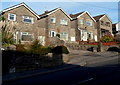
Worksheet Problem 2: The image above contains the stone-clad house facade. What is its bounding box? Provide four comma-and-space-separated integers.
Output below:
0, 2, 113, 46
38, 8, 75, 45
70, 11, 98, 42
0, 3, 42, 44
93, 14, 112, 41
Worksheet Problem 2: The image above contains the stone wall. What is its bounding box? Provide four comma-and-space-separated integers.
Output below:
66, 43, 120, 52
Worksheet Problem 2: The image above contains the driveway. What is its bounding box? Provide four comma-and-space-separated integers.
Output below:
67, 50, 119, 67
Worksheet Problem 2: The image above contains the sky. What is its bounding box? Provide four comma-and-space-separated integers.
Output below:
0, 2, 119, 23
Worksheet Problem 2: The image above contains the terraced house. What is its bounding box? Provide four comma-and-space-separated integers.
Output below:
93, 14, 112, 41
0, 3, 76, 46
0, 2, 113, 46
70, 11, 97, 42
38, 8, 75, 45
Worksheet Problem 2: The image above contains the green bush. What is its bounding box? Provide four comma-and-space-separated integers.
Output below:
100, 35, 114, 42
30, 40, 52, 55
52, 46, 69, 54
47, 46, 53, 53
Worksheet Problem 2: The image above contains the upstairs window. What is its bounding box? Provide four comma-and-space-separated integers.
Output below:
8, 13, 16, 21
22, 16, 34, 24
106, 22, 110, 27
86, 21, 92, 26
79, 19, 83, 24
60, 19, 68, 25
50, 17, 56, 23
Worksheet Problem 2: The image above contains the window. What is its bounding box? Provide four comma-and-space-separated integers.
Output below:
21, 32, 33, 41
79, 19, 83, 24
86, 21, 92, 26
49, 31, 56, 37
60, 32, 68, 41
50, 17, 56, 23
106, 22, 110, 27
60, 19, 68, 25
22, 16, 34, 24
8, 13, 16, 21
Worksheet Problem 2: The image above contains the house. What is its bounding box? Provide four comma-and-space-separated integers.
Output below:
0, 2, 42, 44
112, 23, 118, 36
93, 14, 113, 41
70, 11, 97, 42
112, 22, 120, 36
38, 8, 75, 45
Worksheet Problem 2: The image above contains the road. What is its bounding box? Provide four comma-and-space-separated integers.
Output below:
2, 57, 120, 85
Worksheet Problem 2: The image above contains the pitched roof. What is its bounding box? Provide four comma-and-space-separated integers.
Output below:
39, 8, 58, 17
70, 11, 96, 22
39, 8, 72, 20
0, 2, 40, 18
70, 11, 84, 18
93, 14, 105, 21
93, 14, 112, 23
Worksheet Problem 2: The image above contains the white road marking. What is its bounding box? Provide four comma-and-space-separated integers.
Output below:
72, 78, 94, 85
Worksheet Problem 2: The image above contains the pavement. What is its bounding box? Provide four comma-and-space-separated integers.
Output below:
2, 64, 79, 82
2, 50, 119, 83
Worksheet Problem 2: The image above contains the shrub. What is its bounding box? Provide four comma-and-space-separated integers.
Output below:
52, 46, 69, 54
16, 44, 25, 52
47, 46, 53, 53
100, 35, 114, 42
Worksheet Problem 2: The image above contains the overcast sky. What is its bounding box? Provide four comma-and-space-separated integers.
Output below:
0, 2, 119, 23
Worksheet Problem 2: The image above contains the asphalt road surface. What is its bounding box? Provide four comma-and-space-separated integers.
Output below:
2, 58, 120, 85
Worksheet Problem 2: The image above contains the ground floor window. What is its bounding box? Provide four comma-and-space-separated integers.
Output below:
60, 32, 68, 41
21, 32, 33, 41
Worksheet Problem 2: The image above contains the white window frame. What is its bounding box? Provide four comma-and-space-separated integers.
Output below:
79, 19, 83, 24
49, 31, 56, 37
21, 32, 33, 42
60, 32, 68, 41
60, 19, 68, 25
50, 17, 56, 23
8, 13, 16, 21
22, 16, 34, 24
